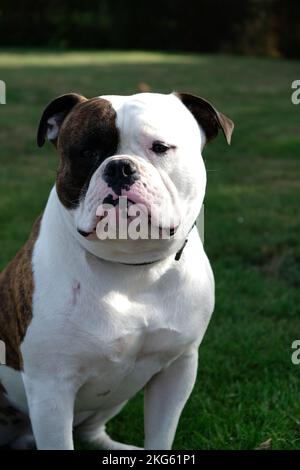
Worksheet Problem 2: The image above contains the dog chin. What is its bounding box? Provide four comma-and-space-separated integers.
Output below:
75, 234, 182, 265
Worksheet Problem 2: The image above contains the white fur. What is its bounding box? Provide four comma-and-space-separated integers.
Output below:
46, 116, 60, 141
0, 93, 214, 450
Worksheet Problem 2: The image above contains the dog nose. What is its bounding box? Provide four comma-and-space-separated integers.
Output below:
103, 159, 139, 194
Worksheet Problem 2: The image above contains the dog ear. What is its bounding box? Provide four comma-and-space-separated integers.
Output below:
37, 93, 87, 147
176, 92, 234, 145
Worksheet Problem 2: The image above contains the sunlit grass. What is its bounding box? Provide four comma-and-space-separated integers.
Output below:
0, 50, 209, 67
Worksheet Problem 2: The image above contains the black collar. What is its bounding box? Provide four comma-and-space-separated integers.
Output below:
120, 222, 197, 266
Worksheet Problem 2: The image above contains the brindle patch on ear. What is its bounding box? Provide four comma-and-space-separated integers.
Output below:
55, 97, 119, 208
176, 92, 234, 145
0, 215, 42, 370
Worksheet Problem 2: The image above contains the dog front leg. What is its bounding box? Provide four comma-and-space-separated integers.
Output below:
144, 348, 198, 450
23, 377, 76, 450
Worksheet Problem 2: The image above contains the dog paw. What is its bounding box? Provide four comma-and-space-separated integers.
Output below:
93, 432, 142, 450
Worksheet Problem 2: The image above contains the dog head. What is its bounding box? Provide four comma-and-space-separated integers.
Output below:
37, 92, 233, 263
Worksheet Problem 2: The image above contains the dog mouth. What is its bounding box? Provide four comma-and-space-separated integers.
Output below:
77, 195, 178, 239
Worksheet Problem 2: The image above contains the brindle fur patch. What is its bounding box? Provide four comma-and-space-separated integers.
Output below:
0, 216, 41, 370
56, 97, 119, 208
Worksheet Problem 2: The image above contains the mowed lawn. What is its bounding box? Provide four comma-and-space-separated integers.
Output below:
0, 50, 300, 450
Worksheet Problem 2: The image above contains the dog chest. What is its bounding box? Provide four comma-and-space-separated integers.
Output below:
74, 326, 189, 412
62, 286, 198, 411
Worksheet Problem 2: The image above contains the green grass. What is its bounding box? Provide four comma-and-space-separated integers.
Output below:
0, 50, 300, 450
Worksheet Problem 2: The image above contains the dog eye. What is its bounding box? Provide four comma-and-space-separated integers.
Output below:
151, 141, 169, 154
82, 149, 99, 159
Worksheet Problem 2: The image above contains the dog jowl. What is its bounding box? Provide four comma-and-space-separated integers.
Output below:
0, 92, 233, 450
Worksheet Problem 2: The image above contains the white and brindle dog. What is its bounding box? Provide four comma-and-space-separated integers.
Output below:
0, 92, 233, 450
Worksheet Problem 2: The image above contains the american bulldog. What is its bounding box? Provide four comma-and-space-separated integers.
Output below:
0, 92, 233, 449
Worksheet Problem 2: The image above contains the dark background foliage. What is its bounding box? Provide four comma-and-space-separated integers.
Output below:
0, 0, 299, 58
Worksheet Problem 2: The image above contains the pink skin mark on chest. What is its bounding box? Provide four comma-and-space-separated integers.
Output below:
71, 280, 81, 306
